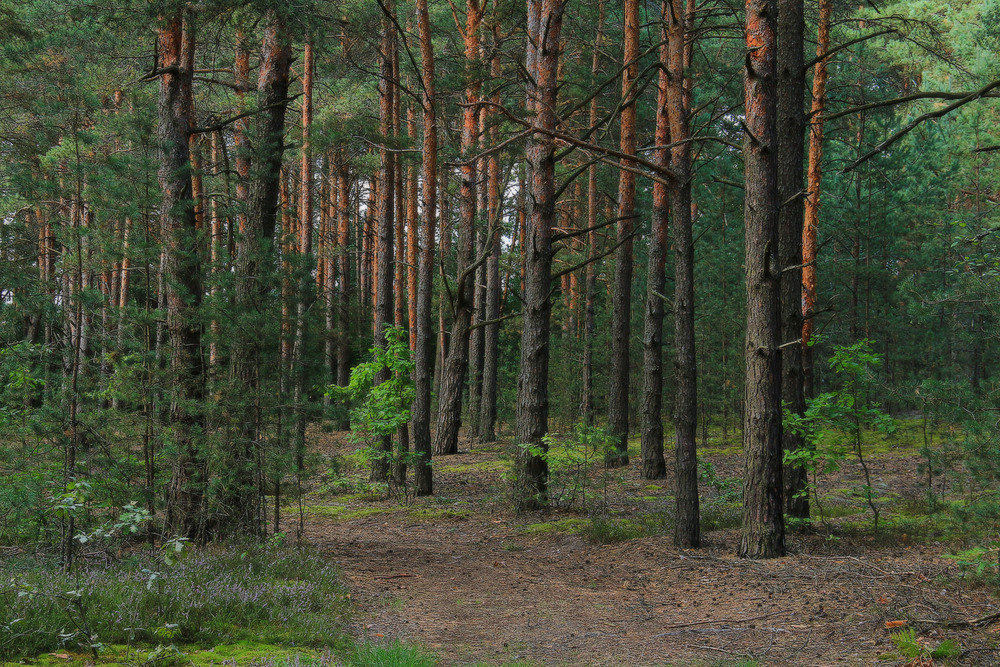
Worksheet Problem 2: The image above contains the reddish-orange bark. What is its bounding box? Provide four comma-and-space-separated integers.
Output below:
802, 0, 832, 398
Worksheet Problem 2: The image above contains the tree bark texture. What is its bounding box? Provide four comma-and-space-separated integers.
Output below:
802, 0, 832, 401
641, 0, 670, 482
739, 0, 786, 559
411, 0, 437, 495
372, 4, 397, 482
667, 0, 700, 547
514, 0, 565, 509
777, 0, 809, 521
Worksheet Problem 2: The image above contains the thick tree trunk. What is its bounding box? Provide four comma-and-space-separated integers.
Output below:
739, 0, 785, 559
159, 12, 205, 540
514, 0, 565, 509
607, 0, 639, 468
777, 0, 809, 522
411, 0, 437, 495
230, 11, 292, 536
666, 0, 701, 547
641, 1, 670, 482
802, 0, 831, 400
433, 0, 483, 457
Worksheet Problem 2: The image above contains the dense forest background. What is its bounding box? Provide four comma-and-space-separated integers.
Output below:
2, 0, 1000, 565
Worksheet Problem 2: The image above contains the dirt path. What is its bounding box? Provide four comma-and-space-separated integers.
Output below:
304, 439, 1000, 666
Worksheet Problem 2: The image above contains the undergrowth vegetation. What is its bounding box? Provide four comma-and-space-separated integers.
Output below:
0, 544, 347, 661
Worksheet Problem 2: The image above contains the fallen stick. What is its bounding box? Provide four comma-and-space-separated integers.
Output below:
657, 610, 788, 630
915, 610, 1000, 628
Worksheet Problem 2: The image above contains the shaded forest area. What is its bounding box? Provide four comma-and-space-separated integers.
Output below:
3, 0, 1000, 658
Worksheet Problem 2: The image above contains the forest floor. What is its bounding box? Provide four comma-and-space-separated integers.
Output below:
301, 424, 1000, 666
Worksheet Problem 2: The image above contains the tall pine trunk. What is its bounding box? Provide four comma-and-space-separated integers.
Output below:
477, 39, 502, 443
777, 0, 808, 521
667, 0, 700, 547
434, 0, 483, 456
514, 0, 565, 508
641, 0, 670, 482
411, 0, 437, 495
158, 11, 205, 539
739, 0, 785, 559
230, 11, 292, 536
802, 0, 832, 400
372, 4, 397, 482
607, 0, 639, 467
581, 0, 604, 426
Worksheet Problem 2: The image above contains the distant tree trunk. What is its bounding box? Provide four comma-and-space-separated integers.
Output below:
230, 11, 292, 536
411, 0, 437, 495
802, 0, 832, 400
435, 169, 451, 405
159, 11, 205, 539
208, 131, 223, 367
666, 0, 701, 547
514, 0, 565, 508
607, 0, 639, 467
335, 162, 352, 414
291, 41, 314, 480
392, 38, 410, 487
434, 0, 483, 456
777, 0, 808, 522
477, 38, 502, 444
233, 30, 250, 236
581, 0, 604, 426
739, 0, 786, 559
641, 1, 669, 482
372, 3, 397, 482
406, 107, 419, 349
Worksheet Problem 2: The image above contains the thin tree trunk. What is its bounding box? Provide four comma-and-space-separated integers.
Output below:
233, 30, 250, 236
434, 0, 483, 457
336, 162, 352, 425
435, 170, 451, 405
802, 0, 831, 400
607, 0, 639, 468
478, 48, 501, 443
372, 4, 397, 482
641, 0, 671, 483
581, 0, 605, 426
412, 0, 437, 495
292, 41, 314, 522
739, 0, 785, 559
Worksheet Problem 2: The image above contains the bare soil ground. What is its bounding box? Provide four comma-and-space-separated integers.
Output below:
302, 430, 1000, 666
